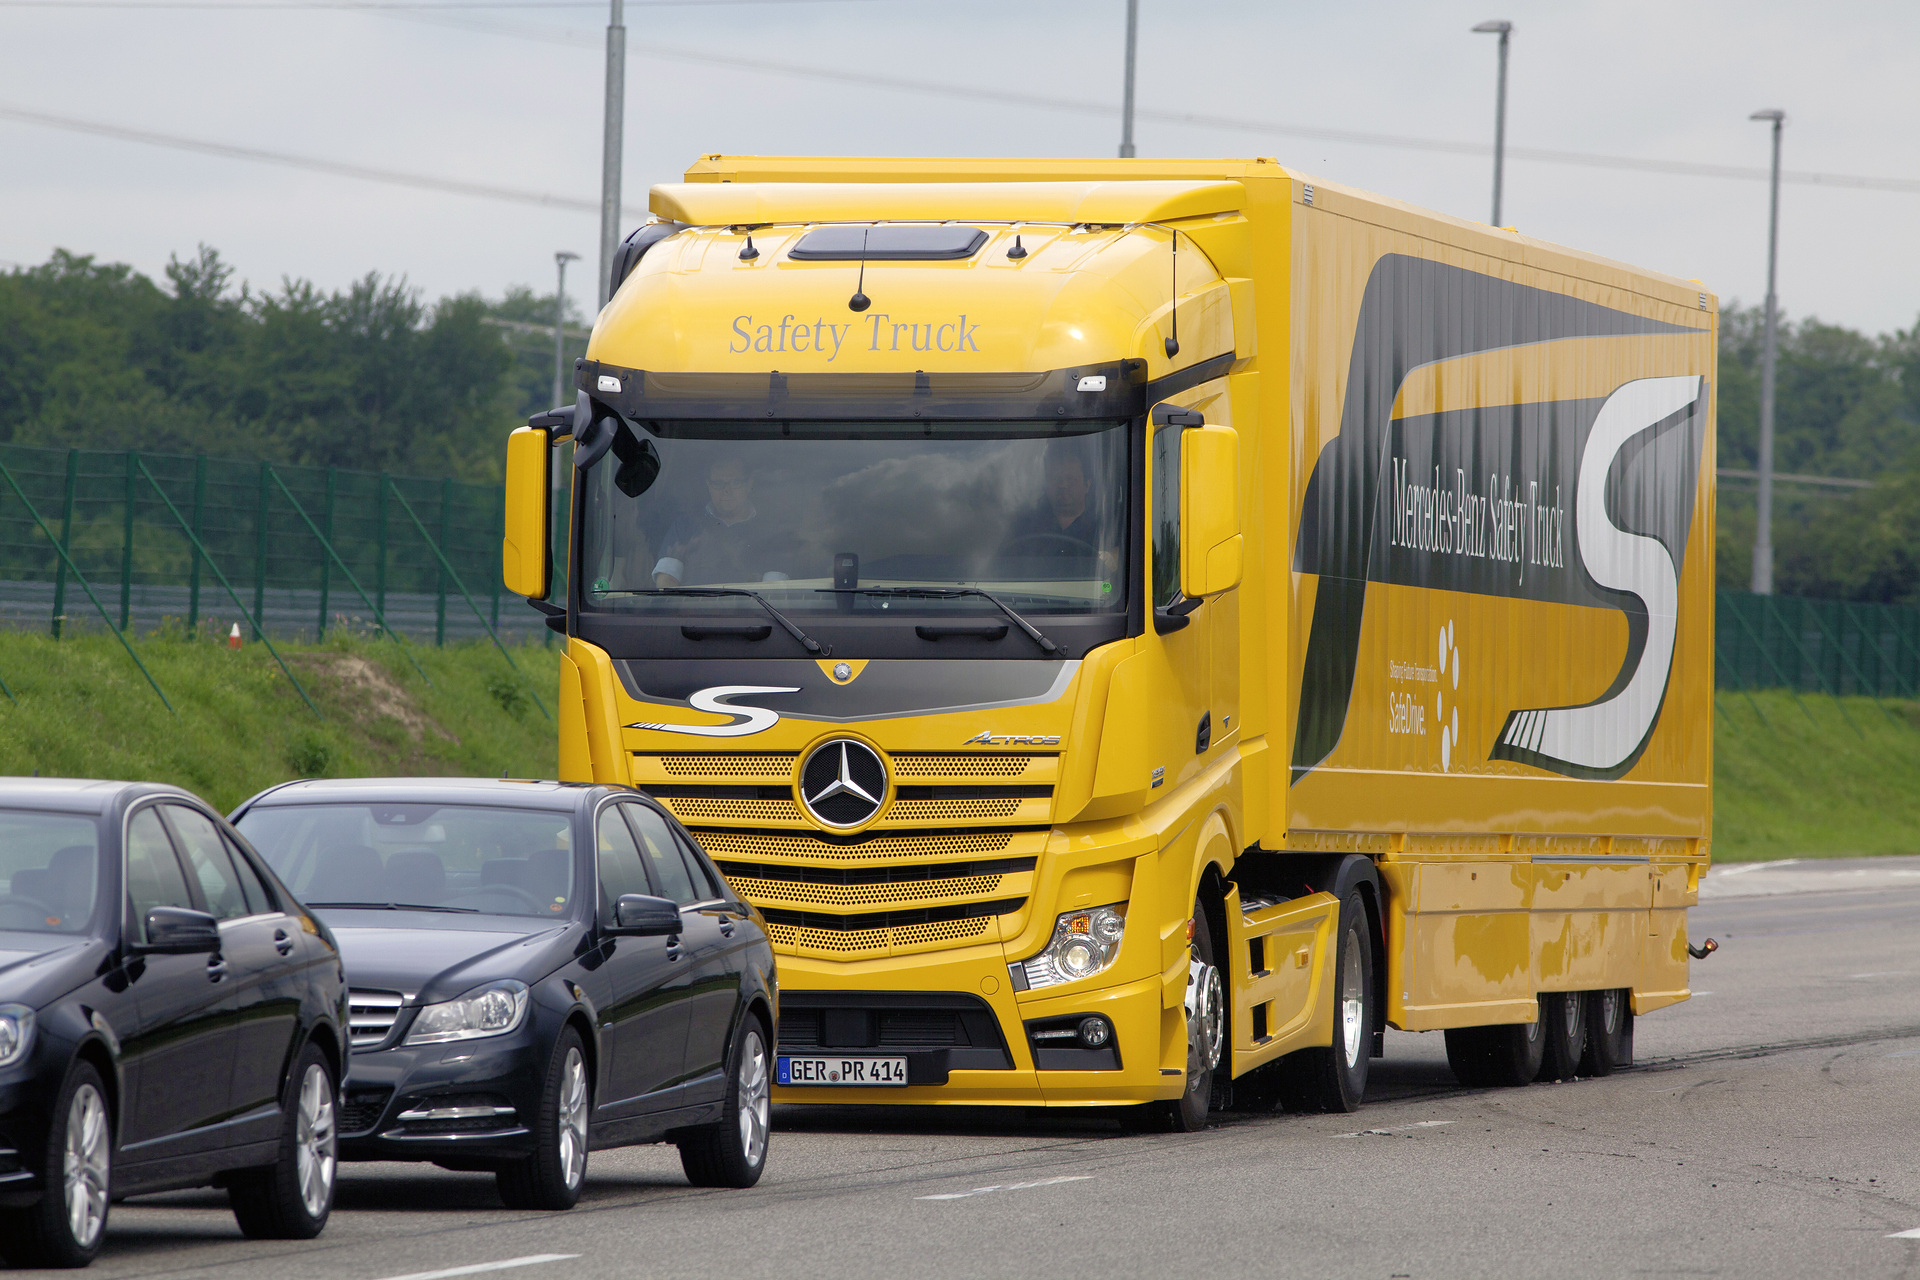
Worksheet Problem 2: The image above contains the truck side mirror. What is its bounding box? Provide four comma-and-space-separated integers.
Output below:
502, 425, 551, 599
1180, 423, 1242, 597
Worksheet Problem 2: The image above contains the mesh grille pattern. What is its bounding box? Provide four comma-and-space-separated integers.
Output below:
338, 1087, 392, 1134
891, 755, 1036, 779
662, 796, 804, 823
889, 798, 1024, 820
691, 830, 1017, 862
726, 873, 1004, 907
765, 916, 991, 956
652, 753, 796, 779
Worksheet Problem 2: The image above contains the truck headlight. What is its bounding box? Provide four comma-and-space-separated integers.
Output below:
1021, 905, 1126, 989
0, 1005, 34, 1067
404, 981, 530, 1045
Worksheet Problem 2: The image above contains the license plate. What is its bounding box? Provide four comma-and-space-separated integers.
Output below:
777, 1055, 909, 1086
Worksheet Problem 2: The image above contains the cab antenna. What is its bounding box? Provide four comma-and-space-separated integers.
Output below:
848, 228, 872, 312
1164, 229, 1181, 359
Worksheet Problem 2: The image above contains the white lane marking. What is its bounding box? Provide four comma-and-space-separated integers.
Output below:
1713, 859, 1800, 878
1693, 991, 1716, 996
1887, 1228, 1920, 1238
917, 1175, 1093, 1201
373, 1256, 581, 1280
1852, 972, 1910, 979
1342, 1120, 1455, 1137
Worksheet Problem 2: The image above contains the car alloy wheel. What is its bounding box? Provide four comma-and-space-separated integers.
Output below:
558, 1046, 588, 1192
295, 1062, 337, 1221
736, 1027, 770, 1168
64, 1082, 110, 1250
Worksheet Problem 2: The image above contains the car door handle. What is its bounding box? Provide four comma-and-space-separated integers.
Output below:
206, 956, 228, 983
273, 929, 294, 956
666, 934, 682, 961
718, 919, 735, 938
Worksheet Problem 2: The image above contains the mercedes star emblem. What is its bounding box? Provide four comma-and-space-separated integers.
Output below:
832, 662, 853, 682
798, 739, 887, 827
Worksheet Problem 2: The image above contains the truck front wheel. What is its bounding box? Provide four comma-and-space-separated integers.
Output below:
1125, 905, 1224, 1133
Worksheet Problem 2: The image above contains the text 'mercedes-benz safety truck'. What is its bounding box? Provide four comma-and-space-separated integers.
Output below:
502, 156, 1715, 1128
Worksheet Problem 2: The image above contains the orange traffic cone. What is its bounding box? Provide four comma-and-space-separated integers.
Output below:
228, 623, 242, 650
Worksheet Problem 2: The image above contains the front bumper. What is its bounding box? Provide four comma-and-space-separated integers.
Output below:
0, 1076, 50, 1206
339, 1036, 545, 1162
769, 945, 1184, 1107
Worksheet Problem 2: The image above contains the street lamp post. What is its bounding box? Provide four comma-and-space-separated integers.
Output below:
1750, 109, 1786, 596
598, 0, 626, 309
1119, 0, 1138, 159
552, 251, 579, 409
1472, 20, 1512, 226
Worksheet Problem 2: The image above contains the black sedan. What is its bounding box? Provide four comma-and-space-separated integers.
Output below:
230, 778, 776, 1208
0, 779, 348, 1268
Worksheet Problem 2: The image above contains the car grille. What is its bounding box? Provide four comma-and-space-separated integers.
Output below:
339, 1086, 393, 1134
349, 989, 405, 1050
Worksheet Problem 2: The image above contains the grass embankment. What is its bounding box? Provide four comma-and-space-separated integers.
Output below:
1713, 690, 1920, 861
0, 628, 560, 812
0, 633, 1913, 855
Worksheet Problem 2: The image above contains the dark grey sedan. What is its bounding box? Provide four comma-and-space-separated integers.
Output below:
230, 778, 776, 1208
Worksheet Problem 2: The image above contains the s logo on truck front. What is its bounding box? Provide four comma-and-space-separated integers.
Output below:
627, 685, 799, 738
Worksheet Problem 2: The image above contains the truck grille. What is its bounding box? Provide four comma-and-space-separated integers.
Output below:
775, 993, 1015, 1073
697, 826, 1041, 960
641, 752, 1047, 784
349, 989, 405, 1050
638, 752, 1057, 829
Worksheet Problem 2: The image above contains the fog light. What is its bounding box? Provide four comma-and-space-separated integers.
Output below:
1077, 1016, 1112, 1048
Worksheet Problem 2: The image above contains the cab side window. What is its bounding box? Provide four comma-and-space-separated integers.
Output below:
125, 808, 193, 942
624, 805, 702, 905
595, 806, 652, 924
1151, 422, 1183, 609
164, 804, 264, 921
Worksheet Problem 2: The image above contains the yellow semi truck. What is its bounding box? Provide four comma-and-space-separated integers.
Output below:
502, 156, 1715, 1128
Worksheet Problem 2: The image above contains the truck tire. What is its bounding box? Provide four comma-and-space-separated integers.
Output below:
1278, 890, 1375, 1113
0, 1059, 111, 1268
1537, 991, 1587, 1081
1126, 905, 1225, 1133
1579, 988, 1633, 1076
1444, 1003, 1545, 1088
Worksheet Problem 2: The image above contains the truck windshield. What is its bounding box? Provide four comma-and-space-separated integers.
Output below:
578, 419, 1129, 618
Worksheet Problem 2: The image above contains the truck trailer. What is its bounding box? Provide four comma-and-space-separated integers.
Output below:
502, 156, 1715, 1129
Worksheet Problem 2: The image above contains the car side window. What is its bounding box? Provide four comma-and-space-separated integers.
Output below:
675, 833, 726, 901
624, 804, 702, 905
595, 805, 652, 924
125, 808, 193, 942
164, 804, 258, 921
221, 832, 278, 915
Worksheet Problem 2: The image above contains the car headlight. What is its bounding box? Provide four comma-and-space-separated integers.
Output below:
404, 981, 530, 1046
1021, 905, 1126, 989
0, 1005, 35, 1068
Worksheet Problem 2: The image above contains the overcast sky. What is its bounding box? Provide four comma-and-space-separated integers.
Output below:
4, 0, 1917, 336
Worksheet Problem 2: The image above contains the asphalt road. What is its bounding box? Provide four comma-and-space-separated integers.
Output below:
39, 857, 1920, 1280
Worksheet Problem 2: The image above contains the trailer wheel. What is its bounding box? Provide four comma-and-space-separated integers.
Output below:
1444, 1003, 1545, 1088
1276, 890, 1374, 1113
1537, 991, 1587, 1081
1579, 988, 1633, 1076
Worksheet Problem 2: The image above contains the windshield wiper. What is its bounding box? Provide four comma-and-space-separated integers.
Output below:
597, 588, 830, 655
821, 587, 1061, 657
305, 902, 479, 913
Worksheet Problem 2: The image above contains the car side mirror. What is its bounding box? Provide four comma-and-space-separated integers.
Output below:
613, 894, 682, 936
142, 906, 221, 954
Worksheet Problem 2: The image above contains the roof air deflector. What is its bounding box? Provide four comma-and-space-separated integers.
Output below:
790, 225, 988, 261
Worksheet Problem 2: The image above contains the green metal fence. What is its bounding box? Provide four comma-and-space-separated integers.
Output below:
0, 442, 567, 649
1717, 591, 1920, 700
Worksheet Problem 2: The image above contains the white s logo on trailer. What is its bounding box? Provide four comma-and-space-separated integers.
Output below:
1498, 375, 1702, 774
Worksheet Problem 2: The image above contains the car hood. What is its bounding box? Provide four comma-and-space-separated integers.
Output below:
319, 911, 582, 1005
0, 936, 105, 1010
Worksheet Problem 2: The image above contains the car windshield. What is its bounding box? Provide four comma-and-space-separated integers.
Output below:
578, 419, 1129, 619
0, 810, 99, 934
237, 804, 573, 919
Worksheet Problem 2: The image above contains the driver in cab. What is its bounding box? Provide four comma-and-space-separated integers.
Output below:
1002, 445, 1112, 563
653, 456, 790, 588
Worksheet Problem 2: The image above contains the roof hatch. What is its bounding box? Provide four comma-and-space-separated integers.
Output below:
788, 224, 988, 261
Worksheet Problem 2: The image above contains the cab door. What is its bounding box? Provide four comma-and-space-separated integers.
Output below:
161, 803, 303, 1145
117, 806, 238, 1161
1145, 410, 1212, 793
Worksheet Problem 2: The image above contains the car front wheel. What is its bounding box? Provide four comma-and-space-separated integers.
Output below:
678, 1014, 771, 1188
498, 1026, 591, 1211
0, 1058, 112, 1268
